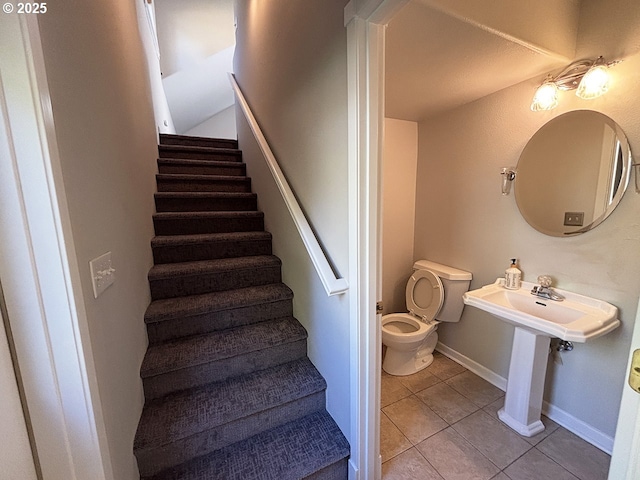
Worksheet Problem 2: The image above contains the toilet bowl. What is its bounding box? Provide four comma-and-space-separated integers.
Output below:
382, 260, 472, 376
382, 314, 438, 374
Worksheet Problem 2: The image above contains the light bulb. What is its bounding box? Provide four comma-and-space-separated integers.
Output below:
531, 82, 559, 111
576, 65, 609, 99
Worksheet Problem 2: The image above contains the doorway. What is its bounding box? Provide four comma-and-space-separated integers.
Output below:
347, 1, 640, 479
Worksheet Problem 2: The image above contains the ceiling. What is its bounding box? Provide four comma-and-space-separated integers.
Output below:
385, 0, 582, 121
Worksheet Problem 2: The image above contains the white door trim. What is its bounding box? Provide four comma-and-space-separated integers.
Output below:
345, 1, 408, 479
0, 14, 112, 480
346, 14, 380, 479
608, 296, 640, 479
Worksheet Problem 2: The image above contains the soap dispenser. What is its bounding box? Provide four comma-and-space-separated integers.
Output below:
505, 259, 522, 290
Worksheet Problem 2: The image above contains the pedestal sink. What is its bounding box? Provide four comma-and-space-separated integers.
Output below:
463, 279, 620, 436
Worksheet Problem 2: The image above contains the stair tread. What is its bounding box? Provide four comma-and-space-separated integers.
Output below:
156, 173, 249, 182
153, 211, 263, 220
141, 316, 306, 378
148, 255, 280, 280
157, 158, 243, 167
151, 231, 271, 248
159, 144, 241, 156
154, 191, 256, 199
145, 410, 349, 480
134, 357, 326, 450
144, 283, 293, 324
153, 211, 263, 236
159, 133, 237, 147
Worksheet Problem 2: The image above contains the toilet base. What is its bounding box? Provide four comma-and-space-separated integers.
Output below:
382, 328, 438, 376
382, 348, 434, 376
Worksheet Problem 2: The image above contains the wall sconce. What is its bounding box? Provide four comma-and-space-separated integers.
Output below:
531, 56, 618, 111
501, 167, 516, 195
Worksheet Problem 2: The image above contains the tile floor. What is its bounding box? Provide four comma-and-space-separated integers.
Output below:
380, 352, 611, 480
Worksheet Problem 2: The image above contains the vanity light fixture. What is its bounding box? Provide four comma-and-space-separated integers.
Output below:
531, 56, 618, 111
530, 79, 558, 112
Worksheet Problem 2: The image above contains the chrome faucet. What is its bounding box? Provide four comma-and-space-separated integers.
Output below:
531, 275, 565, 301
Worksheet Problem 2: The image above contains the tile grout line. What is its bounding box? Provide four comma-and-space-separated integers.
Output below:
381, 354, 603, 480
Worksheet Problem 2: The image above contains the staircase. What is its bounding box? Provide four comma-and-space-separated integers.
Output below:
134, 134, 350, 480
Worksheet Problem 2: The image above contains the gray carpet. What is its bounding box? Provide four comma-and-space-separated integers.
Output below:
151, 231, 272, 264
145, 411, 349, 480
134, 134, 349, 479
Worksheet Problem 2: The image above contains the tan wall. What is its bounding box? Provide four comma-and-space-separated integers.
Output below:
414, 46, 640, 441
233, 0, 352, 438
382, 118, 418, 314
38, 3, 158, 478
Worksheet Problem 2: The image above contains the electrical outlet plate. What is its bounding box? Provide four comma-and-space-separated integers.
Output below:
564, 212, 584, 226
89, 252, 115, 298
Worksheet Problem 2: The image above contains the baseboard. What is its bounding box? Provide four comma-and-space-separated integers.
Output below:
348, 459, 358, 480
435, 342, 614, 454
436, 342, 507, 391
348, 454, 381, 480
541, 401, 614, 454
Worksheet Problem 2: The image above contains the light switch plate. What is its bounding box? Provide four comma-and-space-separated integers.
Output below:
89, 252, 116, 298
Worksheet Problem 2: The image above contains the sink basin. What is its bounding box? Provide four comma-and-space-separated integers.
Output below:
463, 279, 619, 342
463, 278, 620, 437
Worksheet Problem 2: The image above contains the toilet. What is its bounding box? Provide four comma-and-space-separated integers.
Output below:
382, 260, 472, 376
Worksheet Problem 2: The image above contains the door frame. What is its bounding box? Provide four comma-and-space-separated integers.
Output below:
608, 296, 640, 479
345, 1, 408, 479
0, 14, 112, 480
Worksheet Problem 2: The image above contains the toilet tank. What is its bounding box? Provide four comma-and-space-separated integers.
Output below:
413, 260, 472, 323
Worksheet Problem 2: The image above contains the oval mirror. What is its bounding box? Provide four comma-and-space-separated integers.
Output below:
515, 110, 632, 236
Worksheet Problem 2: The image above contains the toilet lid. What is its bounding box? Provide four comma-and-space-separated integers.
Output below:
406, 269, 444, 322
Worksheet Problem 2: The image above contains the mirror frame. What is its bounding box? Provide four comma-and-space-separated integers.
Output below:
515, 110, 633, 237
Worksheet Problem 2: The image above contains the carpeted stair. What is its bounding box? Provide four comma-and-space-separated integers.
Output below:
134, 134, 349, 480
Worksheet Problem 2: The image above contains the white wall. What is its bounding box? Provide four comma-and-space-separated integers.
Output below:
155, 0, 235, 134
414, 30, 640, 449
382, 118, 418, 313
154, 0, 235, 77
234, 0, 352, 439
163, 46, 235, 133
184, 105, 237, 139
37, 3, 158, 478
136, 0, 176, 134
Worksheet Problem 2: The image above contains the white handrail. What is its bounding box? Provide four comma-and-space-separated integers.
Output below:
229, 73, 349, 296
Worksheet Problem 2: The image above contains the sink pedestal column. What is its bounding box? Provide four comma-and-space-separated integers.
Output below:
498, 327, 550, 437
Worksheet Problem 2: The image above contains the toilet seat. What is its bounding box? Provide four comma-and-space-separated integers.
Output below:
381, 314, 436, 344
406, 269, 444, 322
